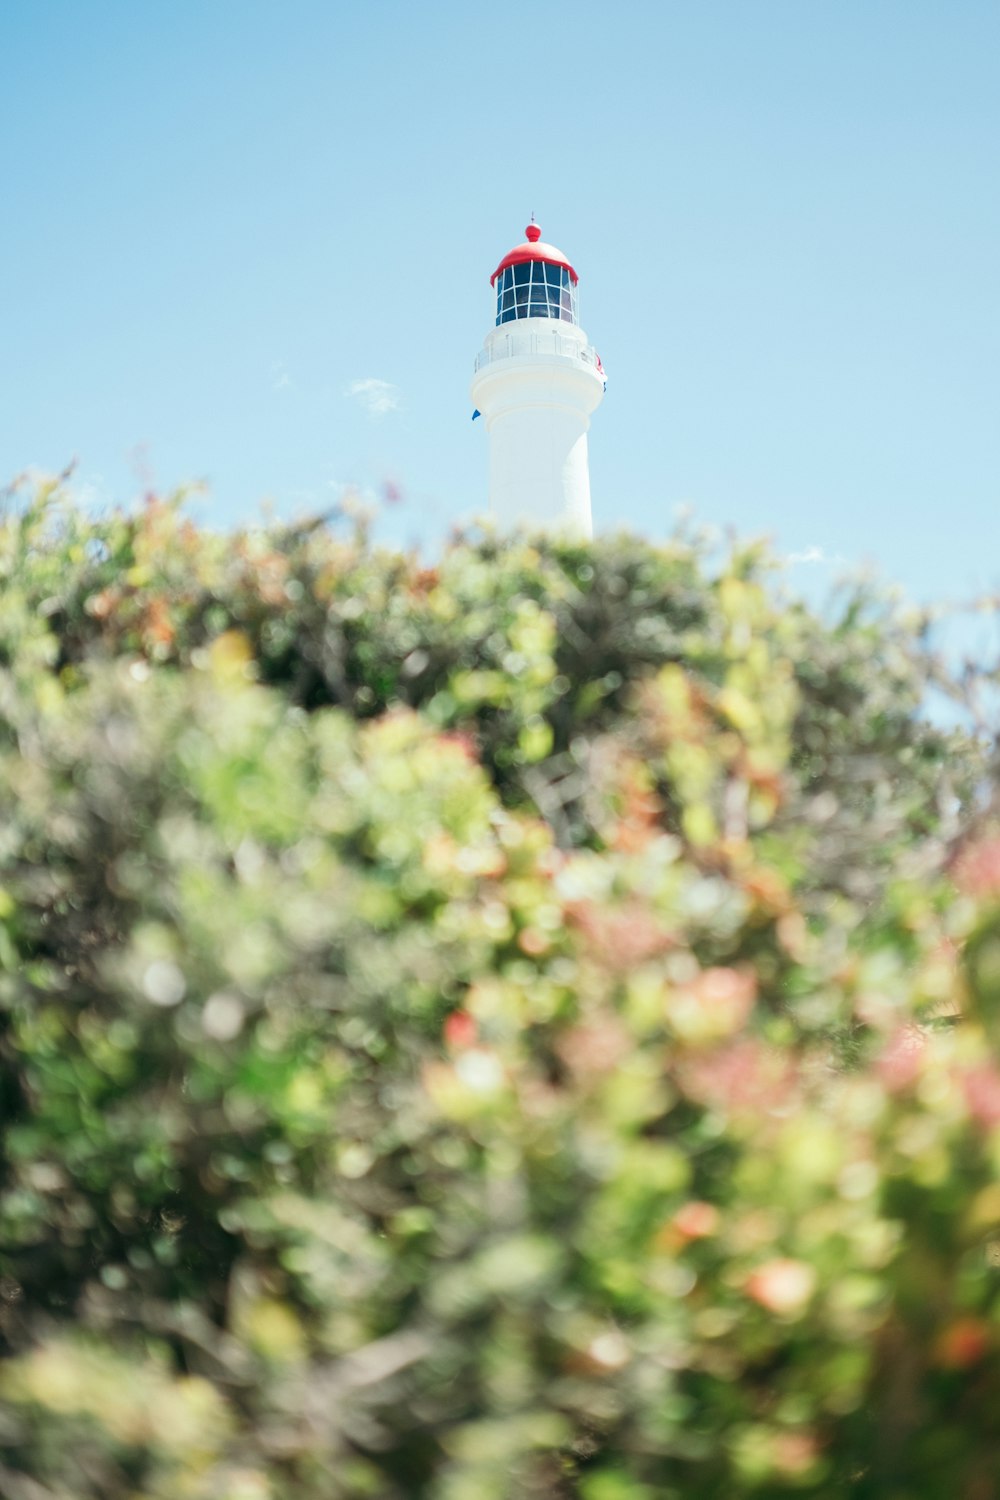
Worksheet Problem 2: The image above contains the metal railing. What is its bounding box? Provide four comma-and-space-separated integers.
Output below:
474, 330, 599, 374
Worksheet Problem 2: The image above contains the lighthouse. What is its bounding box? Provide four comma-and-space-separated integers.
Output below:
471, 220, 604, 538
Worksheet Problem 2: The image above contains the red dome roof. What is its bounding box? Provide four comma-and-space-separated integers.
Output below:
490, 220, 579, 287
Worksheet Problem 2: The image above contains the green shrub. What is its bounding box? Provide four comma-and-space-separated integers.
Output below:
0, 480, 998, 1498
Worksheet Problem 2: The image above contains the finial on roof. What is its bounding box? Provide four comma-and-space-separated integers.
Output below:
525, 220, 541, 243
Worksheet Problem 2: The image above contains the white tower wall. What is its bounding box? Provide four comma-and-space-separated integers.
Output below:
471, 325, 604, 535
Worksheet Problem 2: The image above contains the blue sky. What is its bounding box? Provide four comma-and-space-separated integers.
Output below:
3, 0, 998, 601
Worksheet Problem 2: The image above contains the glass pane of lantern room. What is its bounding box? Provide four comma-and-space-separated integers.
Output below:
513, 261, 530, 285
527, 266, 546, 316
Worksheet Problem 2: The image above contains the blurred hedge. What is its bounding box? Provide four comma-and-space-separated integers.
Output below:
2, 481, 1000, 1497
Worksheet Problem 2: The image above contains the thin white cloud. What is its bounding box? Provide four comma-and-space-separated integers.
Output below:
784, 545, 850, 568
271, 360, 292, 391
346, 377, 400, 417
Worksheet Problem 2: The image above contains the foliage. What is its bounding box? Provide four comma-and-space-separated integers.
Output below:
1, 480, 999, 1498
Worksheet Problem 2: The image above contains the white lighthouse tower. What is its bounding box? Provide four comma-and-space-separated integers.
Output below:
471, 220, 604, 538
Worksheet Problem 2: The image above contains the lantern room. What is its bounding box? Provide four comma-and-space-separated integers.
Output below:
491, 221, 580, 327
